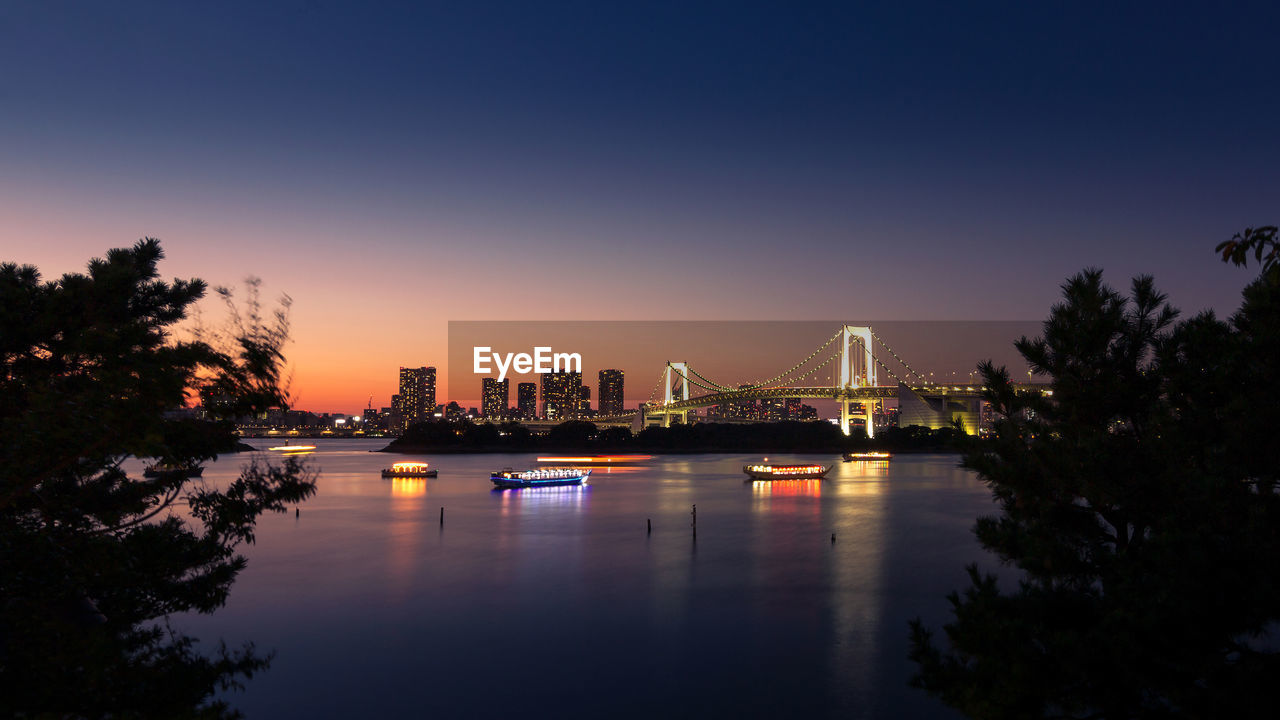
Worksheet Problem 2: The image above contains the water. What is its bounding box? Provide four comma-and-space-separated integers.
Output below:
155, 439, 997, 718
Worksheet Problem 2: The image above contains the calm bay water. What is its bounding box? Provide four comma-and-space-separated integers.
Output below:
149, 439, 997, 718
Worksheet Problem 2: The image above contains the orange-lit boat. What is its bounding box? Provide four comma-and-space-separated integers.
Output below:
843, 451, 892, 461
535, 455, 652, 466
742, 463, 830, 480
381, 461, 437, 478
268, 442, 317, 453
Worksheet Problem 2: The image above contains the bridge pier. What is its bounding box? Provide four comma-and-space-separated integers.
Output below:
837, 398, 876, 439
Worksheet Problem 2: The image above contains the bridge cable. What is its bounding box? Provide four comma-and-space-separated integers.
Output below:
681, 327, 845, 392
869, 330, 928, 384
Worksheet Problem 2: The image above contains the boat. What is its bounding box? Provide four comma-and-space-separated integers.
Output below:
491, 467, 591, 489
381, 461, 437, 478
843, 451, 892, 461
535, 455, 653, 466
742, 463, 830, 480
268, 442, 317, 453
143, 463, 203, 479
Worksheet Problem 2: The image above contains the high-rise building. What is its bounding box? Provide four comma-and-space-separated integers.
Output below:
516, 382, 537, 419
482, 377, 509, 418
541, 370, 581, 420
389, 393, 403, 430
598, 369, 624, 416
759, 399, 779, 421
727, 384, 757, 419
398, 366, 436, 429
578, 385, 591, 414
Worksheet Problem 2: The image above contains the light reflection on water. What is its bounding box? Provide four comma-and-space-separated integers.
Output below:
164, 440, 993, 719
389, 477, 428, 497
497, 483, 591, 513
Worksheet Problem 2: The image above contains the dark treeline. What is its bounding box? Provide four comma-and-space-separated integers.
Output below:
382, 418, 967, 454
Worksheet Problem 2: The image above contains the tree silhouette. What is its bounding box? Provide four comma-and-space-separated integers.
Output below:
0, 239, 316, 718
909, 238, 1280, 718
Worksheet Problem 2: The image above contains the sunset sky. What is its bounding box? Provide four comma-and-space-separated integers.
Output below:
3, 2, 1277, 412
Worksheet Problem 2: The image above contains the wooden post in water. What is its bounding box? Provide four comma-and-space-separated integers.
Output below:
440, 507, 444, 526
691, 504, 697, 539
647, 518, 652, 534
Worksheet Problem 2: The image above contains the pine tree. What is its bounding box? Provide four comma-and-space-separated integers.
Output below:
0, 239, 316, 718
910, 232, 1280, 718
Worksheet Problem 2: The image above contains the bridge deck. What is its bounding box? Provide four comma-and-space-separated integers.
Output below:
644, 383, 1048, 413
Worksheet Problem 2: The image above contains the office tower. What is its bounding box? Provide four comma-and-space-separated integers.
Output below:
398, 366, 436, 428
482, 377, 510, 418
598, 369, 624, 415
578, 385, 591, 414
540, 370, 581, 420
517, 382, 537, 419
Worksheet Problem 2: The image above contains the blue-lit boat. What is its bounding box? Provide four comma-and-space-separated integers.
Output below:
490, 467, 591, 489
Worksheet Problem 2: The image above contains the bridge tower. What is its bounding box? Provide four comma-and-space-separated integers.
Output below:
838, 325, 878, 438
661, 362, 691, 428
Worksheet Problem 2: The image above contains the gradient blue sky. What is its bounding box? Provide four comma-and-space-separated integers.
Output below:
2, 1, 1277, 410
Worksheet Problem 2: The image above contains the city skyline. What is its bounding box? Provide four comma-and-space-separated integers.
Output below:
4, 3, 1277, 412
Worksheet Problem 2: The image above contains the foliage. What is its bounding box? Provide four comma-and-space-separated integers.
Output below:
546, 420, 598, 447
909, 240, 1280, 717
0, 240, 316, 718
1216, 225, 1279, 282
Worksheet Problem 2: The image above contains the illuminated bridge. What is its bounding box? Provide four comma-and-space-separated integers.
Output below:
616, 325, 1048, 437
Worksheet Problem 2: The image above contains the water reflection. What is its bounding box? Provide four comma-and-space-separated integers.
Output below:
185, 442, 987, 719
496, 484, 591, 514
826, 457, 891, 712
842, 459, 890, 477
386, 476, 427, 601
749, 479, 823, 498
389, 477, 428, 497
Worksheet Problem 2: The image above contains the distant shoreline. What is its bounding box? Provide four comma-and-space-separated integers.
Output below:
375, 444, 961, 455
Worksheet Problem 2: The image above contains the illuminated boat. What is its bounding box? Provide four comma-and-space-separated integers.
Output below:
268, 442, 317, 453
742, 463, 830, 480
843, 451, 892, 461
381, 461, 437, 478
491, 467, 591, 489
143, 463, 203, 479
535, 455, 653, 466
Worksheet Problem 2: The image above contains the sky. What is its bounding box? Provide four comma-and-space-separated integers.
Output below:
2, 1, 1277, 412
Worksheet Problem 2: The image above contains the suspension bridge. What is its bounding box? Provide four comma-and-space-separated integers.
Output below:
600, 325, 1048, 437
